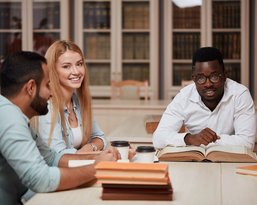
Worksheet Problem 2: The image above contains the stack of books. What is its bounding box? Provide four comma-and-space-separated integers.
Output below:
95, 161, 173, 200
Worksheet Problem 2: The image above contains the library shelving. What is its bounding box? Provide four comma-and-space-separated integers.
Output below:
74, 0, 159, 99
0, 0, 68, 62
163, 0, 249, 99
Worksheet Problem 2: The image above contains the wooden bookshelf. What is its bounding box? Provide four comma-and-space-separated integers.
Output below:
75, 0, 158, 99
0, 0, 69, 61
164, 0, 249, 99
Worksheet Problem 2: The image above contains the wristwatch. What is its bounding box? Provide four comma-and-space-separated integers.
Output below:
90, 143, 98, 151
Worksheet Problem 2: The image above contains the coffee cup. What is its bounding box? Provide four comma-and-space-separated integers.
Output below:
135, 146, 156, 163
111, 140, 130, 161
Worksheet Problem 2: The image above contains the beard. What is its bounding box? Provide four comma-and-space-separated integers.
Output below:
30, 90, 49, 115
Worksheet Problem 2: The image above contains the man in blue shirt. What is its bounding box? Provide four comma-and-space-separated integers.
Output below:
0, 51, 117, 204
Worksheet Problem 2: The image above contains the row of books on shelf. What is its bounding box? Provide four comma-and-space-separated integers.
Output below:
84, 34, 110, 59
173, 64, 192, 86
212, 1, 241, 29
0, 3, 21, 29
123, 64, 149, 82
88, 64, 110, 86
87, 63, 150, 86
95, 161, 173, 201
173, 33, 200, 59
83, 2, 110, 29
213, 33, 241, 59
123, 34, 149, 59
172, 32, 240, 60
172, 4, 200, 29
225, 63, 241, 83
33, 2, 60, 29
122, 2, 149, 29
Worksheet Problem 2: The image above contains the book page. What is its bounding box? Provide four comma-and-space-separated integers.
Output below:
205, 145, 254, 156
68, 160, 95, 167
206, 145, 257, 162
157, 145, 206, 156
157, 145, 206, 161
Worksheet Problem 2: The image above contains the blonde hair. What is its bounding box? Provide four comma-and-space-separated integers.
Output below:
45, 40, 92, 146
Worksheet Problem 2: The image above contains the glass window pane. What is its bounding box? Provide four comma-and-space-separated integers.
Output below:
172, 3, 201, 29
122, 2, 149, 29
225, 63, 240, 83
33, 2, 60, 29
123, 33, 149, 60
213, 32, 240, 59
172, 64, 192, 86
212, 0, 241, 29
122, 63, 149, 83
0, 2, 21, 29
84, 33, 110, 59
83, 2, 110, 29
33, 32, 60, 56
87, 63, 111, 86
173, 33, 200, 59
0, 33, 22, 62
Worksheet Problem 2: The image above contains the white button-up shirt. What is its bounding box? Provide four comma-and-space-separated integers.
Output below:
153, 79, 256, 150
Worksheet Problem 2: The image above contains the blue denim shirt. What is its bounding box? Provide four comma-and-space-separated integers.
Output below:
0, 95, 62, 205
37, 94, 108, 154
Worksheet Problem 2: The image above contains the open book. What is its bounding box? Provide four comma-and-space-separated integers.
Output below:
156, 145, 257, 162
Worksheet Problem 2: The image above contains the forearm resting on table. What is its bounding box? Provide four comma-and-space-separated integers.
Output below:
57, 164, 96, 191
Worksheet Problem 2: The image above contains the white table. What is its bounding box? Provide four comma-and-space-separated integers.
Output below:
26, 162, 257, 205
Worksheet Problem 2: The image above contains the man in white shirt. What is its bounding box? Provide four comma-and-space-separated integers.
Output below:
153, 47, 256, 150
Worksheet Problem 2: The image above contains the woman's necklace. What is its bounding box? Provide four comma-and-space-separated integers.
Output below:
67, 102, 77, 123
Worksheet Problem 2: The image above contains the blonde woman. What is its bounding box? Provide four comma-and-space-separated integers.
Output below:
36, 40, 107, 154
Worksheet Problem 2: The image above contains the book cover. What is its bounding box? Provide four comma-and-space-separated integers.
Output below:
95, 161, 168, 172
102, 183, 173, 194
102, 184, 173, 201
102, 183, 171, 190
97, 175, 169, 185
236, 164, 257, 177
102, 192, 173, 201
157, 145, 257, 162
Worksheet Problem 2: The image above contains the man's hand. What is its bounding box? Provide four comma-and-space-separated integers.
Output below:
184, 128, 220, 146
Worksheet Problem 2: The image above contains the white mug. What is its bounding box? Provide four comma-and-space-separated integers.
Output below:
135, 146, 156, 163
111, 141, 130, 161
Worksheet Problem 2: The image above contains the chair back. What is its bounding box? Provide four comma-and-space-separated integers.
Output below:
111, 80, 149, 100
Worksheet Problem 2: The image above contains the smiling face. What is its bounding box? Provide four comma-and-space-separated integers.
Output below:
193, 60, 226, 110
56, 50, 85, 93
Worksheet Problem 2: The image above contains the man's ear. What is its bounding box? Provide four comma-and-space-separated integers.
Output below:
25, 79, 37, 97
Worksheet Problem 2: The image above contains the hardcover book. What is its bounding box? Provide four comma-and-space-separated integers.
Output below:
236, 164, 257, 177
95, 161, 169, 185
156, 145, 257, 162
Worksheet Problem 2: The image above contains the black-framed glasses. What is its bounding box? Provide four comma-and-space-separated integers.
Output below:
193, 73, 224, 85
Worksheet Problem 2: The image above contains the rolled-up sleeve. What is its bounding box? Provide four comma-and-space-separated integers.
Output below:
91, 119, 108, 149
